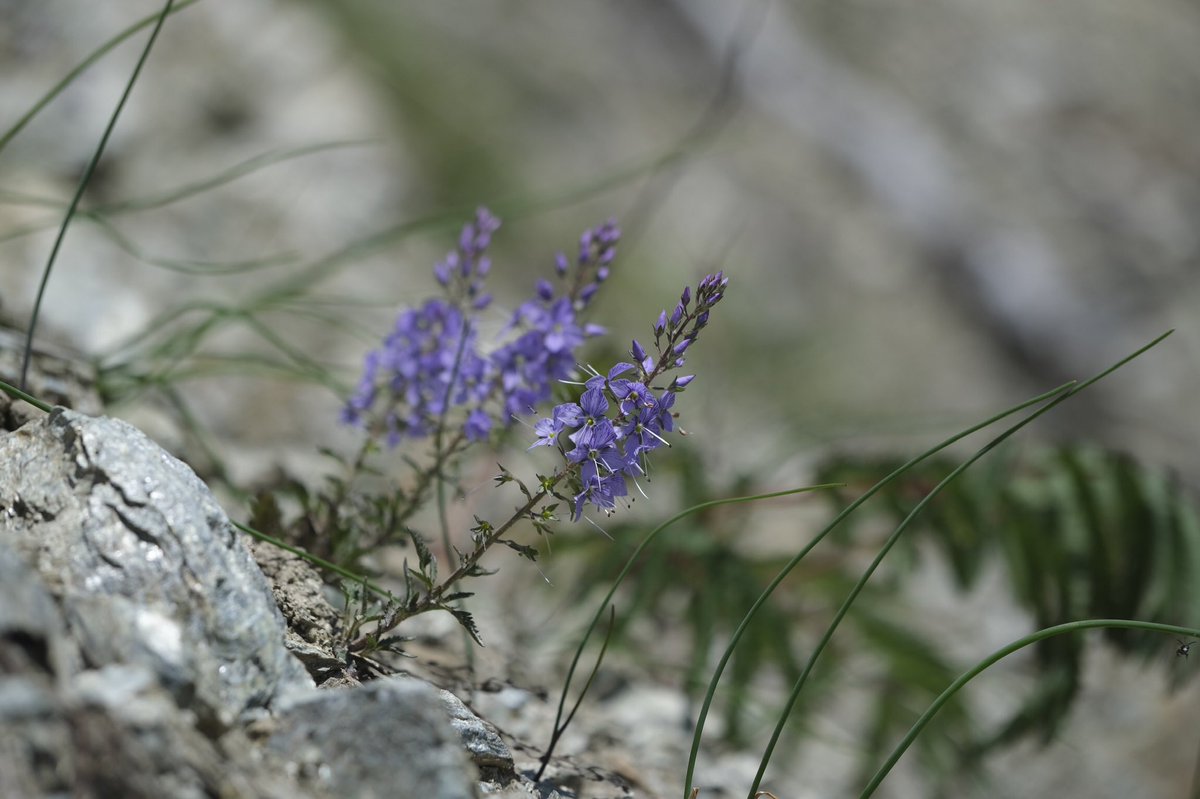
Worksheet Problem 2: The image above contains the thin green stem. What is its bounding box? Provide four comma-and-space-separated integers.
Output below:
94, 140, 371, 215
233, 521, 399, 604
542, 484, 841, 778
744, 330, 1174, 798
436, 317, 474, 572
347, 475, 562, 651
680, 381, 1075, 799
435, 316, 475, 667
535, 604, 618, 781
0, 378, 53, 414
858, 619, 1200, 799
21, 0, 176, 390
0, 0, 197, 155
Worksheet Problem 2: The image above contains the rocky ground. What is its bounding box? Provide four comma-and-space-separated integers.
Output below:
5, 3, 1200, 797
0, 336, 771, 798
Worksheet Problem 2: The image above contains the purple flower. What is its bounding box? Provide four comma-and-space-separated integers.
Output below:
566, 420, 617, 465
568, 387, 610, 442
435, 207, 501, 308
620, 388, 675, 459
572, 470, 628, 521
346, 209, 632, 468
527, 276, 728, 522
617, 381, 653, 415
464, 408, 492, 441
542, 299, 587, 354
343, 298, 493, 444
491, 291, 602, 419
572, 430, 630, 520
528, 402, 586, 449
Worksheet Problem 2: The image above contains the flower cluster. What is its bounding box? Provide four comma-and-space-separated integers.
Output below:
530, 272, 728, 520
490, 218, 617, 419
342, 209, 619, 446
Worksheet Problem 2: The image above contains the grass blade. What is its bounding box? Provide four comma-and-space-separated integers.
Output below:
742, 330, 1173, 797
21, 0, 178, 390
857, 619, 1200, 799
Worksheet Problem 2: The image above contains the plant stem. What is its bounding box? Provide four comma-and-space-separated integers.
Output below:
858, 619, 1200, 799
348, 472, 567, 650
22, 0, 176, 389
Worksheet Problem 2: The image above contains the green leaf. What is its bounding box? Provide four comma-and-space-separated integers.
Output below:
449, 608, 484, 646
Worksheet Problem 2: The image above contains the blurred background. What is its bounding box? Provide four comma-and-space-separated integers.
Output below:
2, 1, 1200, 797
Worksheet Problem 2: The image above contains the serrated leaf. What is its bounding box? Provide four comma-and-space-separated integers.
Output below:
409, 528, 436, 583
407, 566, 432, 591
374, 635, 415, 656
449, 608, 484, 646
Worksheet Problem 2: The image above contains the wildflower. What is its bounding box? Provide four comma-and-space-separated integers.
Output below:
347, 298, 488, 443
490, 271, 607, 417
529, 403, 585, 449
620, 390, 672, 459
464, 408, 492, 441
344, 209, 620, 447
529, 272, 728, 520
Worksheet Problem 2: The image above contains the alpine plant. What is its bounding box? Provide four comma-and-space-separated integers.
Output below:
343, 206, 727, 524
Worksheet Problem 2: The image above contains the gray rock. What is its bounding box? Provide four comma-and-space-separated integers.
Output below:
0, 538, 318, 799
247, 536, 346, 681
0, 540, 74, 798
268, 676, 482, 799
0, 408, 312, 728
63, 662, 316, 799
438, 687, 515, 779
0, 408, 527, 798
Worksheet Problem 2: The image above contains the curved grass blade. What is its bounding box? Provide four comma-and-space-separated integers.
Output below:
751, 397, 1065, 795
233, 520, 401, 605
744, 330, 1173, 797
95, 140, 373, 215
21, 0, 177, 390
0, 0, 198, 155
534, 604, 617, 781
543, 484, 841, 780
680, 381, 1075, 799
858, 619, 1200, 799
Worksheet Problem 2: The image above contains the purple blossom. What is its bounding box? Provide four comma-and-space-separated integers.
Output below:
464, 408, 492, 441
566, 419, 617, 465
344, 209, 622, 447
529, 403, 585, 449
572, 469, 628, 520
343, 298, 491, 443
528, 274, 728, 521
490, 291, 603, 418
572, 428, 630, 520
